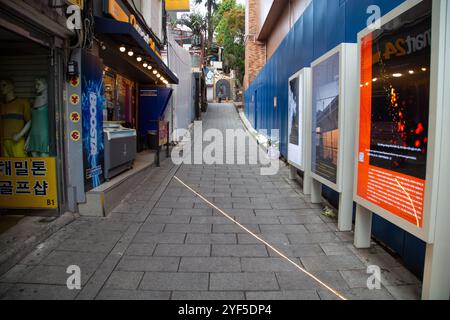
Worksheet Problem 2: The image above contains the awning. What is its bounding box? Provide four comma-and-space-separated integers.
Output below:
94, 17, 179, 84
139, 86, 173, 133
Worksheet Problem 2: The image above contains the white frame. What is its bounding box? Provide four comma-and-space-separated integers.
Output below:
353, 0, 444, 243
287, 68, 311, 172
309, 43, 358, 232
423, 0, 450, 299
310, 44, 358, 193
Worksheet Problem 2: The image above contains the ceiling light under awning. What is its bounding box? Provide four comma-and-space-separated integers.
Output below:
94, 17, 179, 85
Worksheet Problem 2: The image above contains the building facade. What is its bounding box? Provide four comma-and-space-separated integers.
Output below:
0, 0, 75, 215
244, 0, 311, 90
0, 0, 186, 217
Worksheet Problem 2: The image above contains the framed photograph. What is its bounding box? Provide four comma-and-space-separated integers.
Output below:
311, 52, 340, 186
288, 68, 311, 171
354, 0, 445, 242
310, 44, 357, 193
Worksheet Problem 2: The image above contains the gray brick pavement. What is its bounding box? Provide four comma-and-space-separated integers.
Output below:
0, 103, 420, 300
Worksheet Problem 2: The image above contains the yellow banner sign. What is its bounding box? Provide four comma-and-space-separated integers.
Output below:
66, 0, 84, 10
104, 0, 161, 56
166, 0, 190, 12
0, 158, 58, 209
108, 0, 129, 23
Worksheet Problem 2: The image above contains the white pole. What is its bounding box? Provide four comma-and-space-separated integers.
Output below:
354, 204, 372, 248
311, 178, 322, 204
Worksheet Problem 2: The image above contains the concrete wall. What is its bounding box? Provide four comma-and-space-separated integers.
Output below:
134, 0, 163, 41
167, 30, 194, 140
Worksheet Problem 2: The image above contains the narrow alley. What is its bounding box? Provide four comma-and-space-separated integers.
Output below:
0, 104, 420, 300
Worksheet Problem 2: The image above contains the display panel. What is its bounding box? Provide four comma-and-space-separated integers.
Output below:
311, 52, 340, 184
287, 72, 303, 169
357, 0, 432, 228
82, 52, 105, 191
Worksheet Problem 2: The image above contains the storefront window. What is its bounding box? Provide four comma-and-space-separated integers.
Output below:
0, 27, 59, 210
103, 67, 136, 128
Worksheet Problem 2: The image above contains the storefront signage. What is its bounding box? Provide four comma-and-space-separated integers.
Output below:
103, 0, 161, 57
69, 76, 80, 88
70, 112, 81, 123
356, 0, 432, 229
81, 52, 105, 191
165, 0, 190, 12
66, 0, 84, 10
71, 130, 81, 142
0, 158, 58, 209
70, 94, 80, 105
65, 49, 86, 205
106, 0, 129, 23
373, 28, 431, 64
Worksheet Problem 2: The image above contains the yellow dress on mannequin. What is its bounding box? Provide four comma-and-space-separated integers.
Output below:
0, 98, 31, 157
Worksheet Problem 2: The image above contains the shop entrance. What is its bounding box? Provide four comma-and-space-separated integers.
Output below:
0, 26, 65, 217
104, 67, 137, 128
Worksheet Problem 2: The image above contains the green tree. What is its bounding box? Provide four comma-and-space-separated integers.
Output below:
215, 0, 245, 82
213, 0, 236, 28
178, 11, 207, 48
195, 0, 218, 55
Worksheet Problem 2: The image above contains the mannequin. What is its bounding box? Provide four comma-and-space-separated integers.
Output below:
0, 79, 31, 158
26, 78, 50, 157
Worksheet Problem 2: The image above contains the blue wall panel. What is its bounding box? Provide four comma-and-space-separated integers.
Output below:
313, 0, 327, 58
344, 0, 406, 42
244, 0, 426, 278
403, 234, 426, 278
302, 4, 314, 69
326, 0, 346, 49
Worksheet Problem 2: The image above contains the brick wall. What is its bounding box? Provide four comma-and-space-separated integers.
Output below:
244, 37, 265, 90
244, 0, 266, 90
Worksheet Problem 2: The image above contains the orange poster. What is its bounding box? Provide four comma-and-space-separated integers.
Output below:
356, 1, 432, 228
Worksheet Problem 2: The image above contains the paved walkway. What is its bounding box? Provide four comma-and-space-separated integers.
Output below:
0, 104, 421, 300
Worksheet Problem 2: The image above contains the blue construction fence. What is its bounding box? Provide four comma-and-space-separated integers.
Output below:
244, 0, 426, 278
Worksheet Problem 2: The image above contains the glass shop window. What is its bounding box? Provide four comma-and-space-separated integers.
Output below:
102, 67, 135, 128
0, 27, 59, 211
